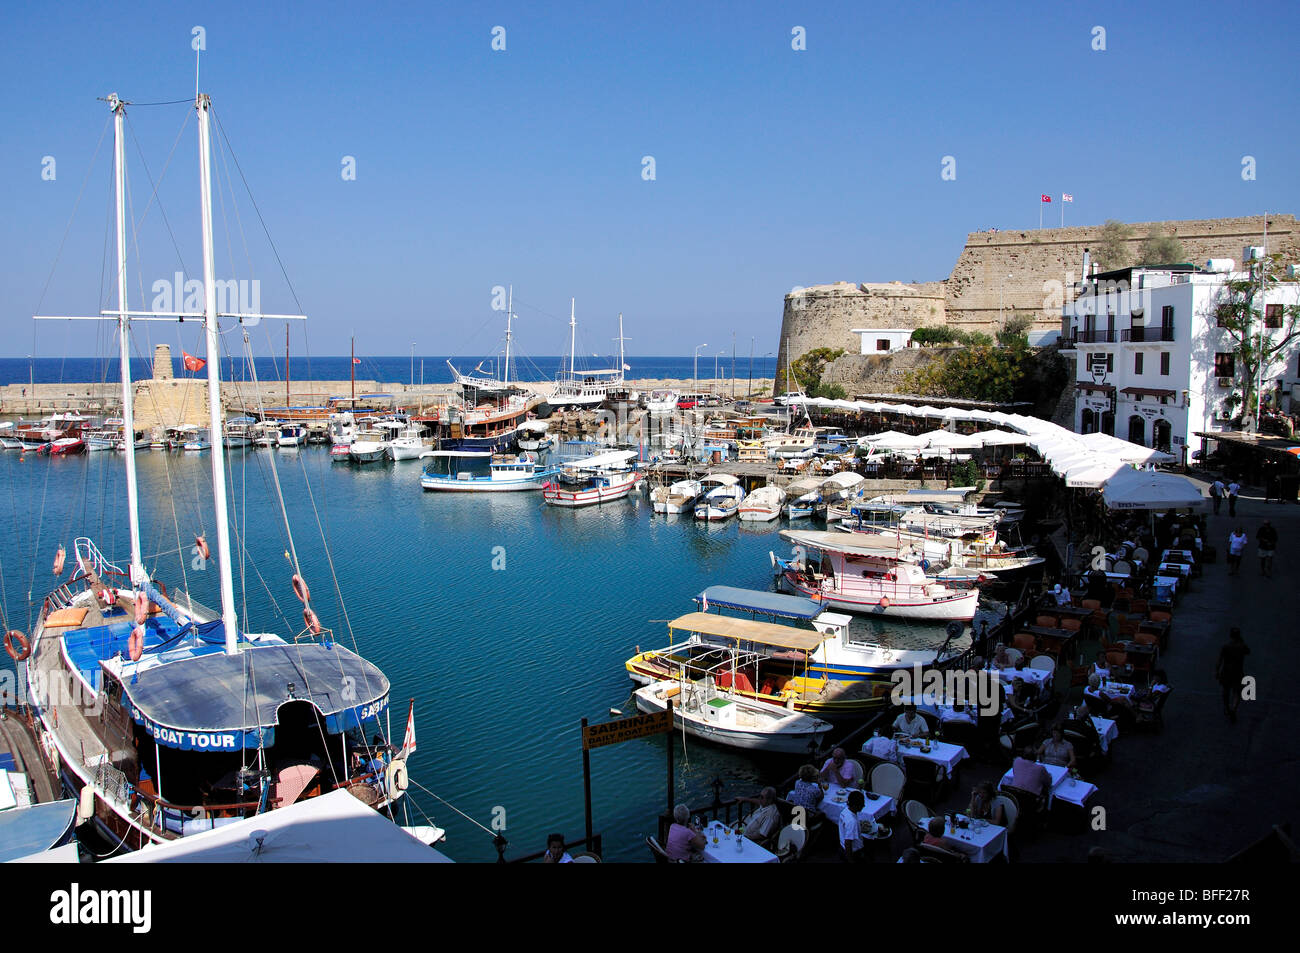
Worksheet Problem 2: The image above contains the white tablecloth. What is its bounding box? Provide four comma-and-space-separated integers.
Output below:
1090, 716, 1119, 753
921, 816, 1008, 863
993, 666, 1052, 690
1000, 762, 1098, 807
701, 821, 778, 863
898, 740, 968, 778
818, 784, 894, 824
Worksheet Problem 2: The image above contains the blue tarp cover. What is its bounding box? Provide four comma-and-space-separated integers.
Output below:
0, 799, 77, 863
694, 585, 823, 621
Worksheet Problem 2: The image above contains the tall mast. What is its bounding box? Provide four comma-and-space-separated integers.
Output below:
569, 298, 576, 379
351, 336, 355, 405
109, 94, 145, 588
616, 313, 627, 383
285, 324, 290, 408
503, 286, 513, 387
196, 92, 240, 654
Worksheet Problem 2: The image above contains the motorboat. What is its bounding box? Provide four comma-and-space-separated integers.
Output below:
775, 529, 979, 620
644, 389, 678, 415
542, 450, 640, 507
782, 477, 823, 519
0, 422, 23, 450
738, 484, 786, 522
651, 478, 703, 515
419, 450, 554, 491
180, 426, 211, 452
813, 471, 865, 522
222, 417, 256, 448
386, 422, 427, 461
516, 420, 552, 452
694, 473, 743, 521
276, 424, 306, 448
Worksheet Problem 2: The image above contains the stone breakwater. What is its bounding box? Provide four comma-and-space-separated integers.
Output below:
775, 213, 1298, 394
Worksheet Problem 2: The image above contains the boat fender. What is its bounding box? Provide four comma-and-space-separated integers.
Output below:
4, 630, 31, 662
919, 559, 930, 572
134, 593, 148, 625
880, 596, 891, 609
385, 759, 409, 799
52, 545, 66, 577
77, 785, 96, 823
303, 608, 322, 636
128, 625, 144, 662
291, 574, 311, 605
195, 535, 211, 562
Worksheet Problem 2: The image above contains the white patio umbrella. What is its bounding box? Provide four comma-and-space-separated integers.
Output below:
972, 430, 1028, 447
918, 429, 985, 450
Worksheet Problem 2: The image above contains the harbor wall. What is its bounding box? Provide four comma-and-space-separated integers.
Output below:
775, 213, 1299, 394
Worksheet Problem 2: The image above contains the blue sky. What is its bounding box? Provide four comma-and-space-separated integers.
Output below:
3, 0, 1297, 361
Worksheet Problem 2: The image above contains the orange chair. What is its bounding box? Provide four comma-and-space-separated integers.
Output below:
1060, 618, 1082, 633
1035, 614, 1059, 628
1134, 632, 1158, 647
1118, 621, 1140, 639
1149, 610, 1172, 624
1129, 599, 1149, 615
1105, 649, 1128, 667
1013, 632, 1037, 655
1081, 599, 1101, 611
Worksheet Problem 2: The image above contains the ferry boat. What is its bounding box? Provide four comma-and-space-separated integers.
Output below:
738, 484, 786, 522
542, 450, 640, 507
420, 450, 554, 491
651, 478, 703, 515
694, 473, 744, 521
22, 92, 417, 854
775, 529, 979, 620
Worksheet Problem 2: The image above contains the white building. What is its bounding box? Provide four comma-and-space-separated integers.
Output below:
850, 328, 915, 354
1061, 255, 1300, 461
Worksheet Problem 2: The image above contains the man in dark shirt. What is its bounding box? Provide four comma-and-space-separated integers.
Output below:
1216, 628, 1250, 723
1257, 520, 1278, 578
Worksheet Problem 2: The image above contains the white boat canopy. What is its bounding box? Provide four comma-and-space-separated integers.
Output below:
667, 612, 829, 652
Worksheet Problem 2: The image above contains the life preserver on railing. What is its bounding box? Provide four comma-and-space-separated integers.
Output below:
4, 630, 31, 661
135, 593, 148, 625
384, 759, 409, 800
128, 625, 144, 662
291, 574, 311, 605
195, 535, 211, 562
303, 608, 322, 636
52, 545, 66, 577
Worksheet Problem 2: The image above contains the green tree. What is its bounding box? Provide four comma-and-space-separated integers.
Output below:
900, 344, 1028, 402
1211, 254, 1300, 427
788, 346, 846, 397
1138, 226, 1184, 265
1094, 219, 1133, 271
996, 313, 1033, 347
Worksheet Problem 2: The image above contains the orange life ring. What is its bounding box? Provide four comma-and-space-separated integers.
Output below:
291, 574, 311, 605
134, 593, 148, 625
195, 535, 211, 561
4, 630, 31, 662
128, 625, 144, 662
303, 608, 322, 636
52, 545, 66, 577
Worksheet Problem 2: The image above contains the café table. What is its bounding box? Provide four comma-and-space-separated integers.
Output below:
701, 821, 779, 863
992, 664, 1052, 692
1000, 762, 1097, 807
817, 784, 894, 824
896, 738, 969, 779
1090, 715, 1119, 754
920, 816, 1008, 863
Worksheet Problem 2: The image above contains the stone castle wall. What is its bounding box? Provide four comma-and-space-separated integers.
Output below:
776, 213, 1298, 393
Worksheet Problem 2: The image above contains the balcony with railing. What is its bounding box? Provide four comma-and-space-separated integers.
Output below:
1121, 326, 1175, 343
1072, 328, 1116, 344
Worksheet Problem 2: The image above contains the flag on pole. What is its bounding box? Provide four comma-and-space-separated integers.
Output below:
701, 592, 709, 613
398, 699, 416, 759
1040, 194, 1052, 203
352, 357, 361, 365
182, 350, 205, 372
1062, 193, 1074, 202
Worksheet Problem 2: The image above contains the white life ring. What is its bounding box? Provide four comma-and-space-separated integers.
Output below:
385, 758, 409, 799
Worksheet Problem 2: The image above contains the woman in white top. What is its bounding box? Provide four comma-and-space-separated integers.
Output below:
1227, 527, 1248, 576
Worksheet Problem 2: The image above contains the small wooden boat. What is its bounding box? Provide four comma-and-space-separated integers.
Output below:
694, 473, 743, 521
542, 450, 640, 507
738, 484, 786, 522
651, 478, 703, 515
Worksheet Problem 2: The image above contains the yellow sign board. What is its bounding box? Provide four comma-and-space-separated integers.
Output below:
582, 710, 672, 750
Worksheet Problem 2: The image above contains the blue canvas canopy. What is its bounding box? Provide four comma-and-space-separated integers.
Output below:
694, 585, 823, 622
120, 642, 390, 751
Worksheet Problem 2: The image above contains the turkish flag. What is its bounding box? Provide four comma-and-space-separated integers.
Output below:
182, 350, 206, 372
1040, 194, 1052, 203
352, 358, 361, 365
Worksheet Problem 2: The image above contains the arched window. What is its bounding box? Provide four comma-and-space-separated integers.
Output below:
1128, 415, 1146, 446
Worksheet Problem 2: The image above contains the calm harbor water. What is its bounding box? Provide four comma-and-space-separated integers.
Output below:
0, 446, 1001, 862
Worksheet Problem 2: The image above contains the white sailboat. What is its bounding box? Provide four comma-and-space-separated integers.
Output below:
549, 302, 629, 408
23, 91, 415, 853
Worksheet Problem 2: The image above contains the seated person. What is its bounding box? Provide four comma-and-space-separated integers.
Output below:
837, 790, 868, 861
899, 847, 921, 863
892, 703, 930, 739
862, 730, 900, 764
1093, 652, 1111, 678
922, 817, 948, 847
1010, 746, 1051, 799
967, 781, 1007, 827
664, 804, 705, 862
788, 764, 825, 812
819, 747, 857, 787
1006, 678, 1039, 718
543, 833, 573, 864
736, 787, 781, 847
1050, 583, 1072, 606
1130, 669, 1172, 707
992, 644, 1014, 669
1037, 725, 1077, 771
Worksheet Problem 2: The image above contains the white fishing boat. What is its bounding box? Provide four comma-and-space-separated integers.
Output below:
348, 422, 388, 463
542, 450, 640, 507
84, 427, 121, 452
516, 420, 551, 452
222, 417, 256, 448
783, 477, 823, 519
23, 91, 417, 853
328, 411, 355, 459
276, 424, 306, 448
251, 422, 276, 448
548, 302, 629, 408
180, 426, 212, 452
813, 471, 865, 521
694, 473, 744, 521
844, 523, 1044, 577
644, 389, 678, 415
738, 484, 786, 522
419, 450, 553, 491
775, 529, 979, 620
651, 478, 703, 515
0, 422, 22, 449
386, 422, 426, 461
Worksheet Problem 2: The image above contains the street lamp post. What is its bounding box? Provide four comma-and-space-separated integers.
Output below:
410, 343, 415, 387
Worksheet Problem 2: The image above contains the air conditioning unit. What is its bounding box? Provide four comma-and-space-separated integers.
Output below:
1217, 377, 1233, 388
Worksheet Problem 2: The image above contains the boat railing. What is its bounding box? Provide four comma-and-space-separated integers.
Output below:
74, 536, 126, 582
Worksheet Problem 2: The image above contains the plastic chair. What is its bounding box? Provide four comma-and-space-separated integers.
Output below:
1149, 610, 1172, 624
1035, 614, 1059, 628
869, 762, 906, 800
1013, 632, 1037, 654
918, 842, 970, 863
1060, 618, 1082, 633
1134, 632, 1158, 647
992, 794, 1019, 835
775, 824, 806, 862
1029, 655, 1055, 673
571, 853, 601, 863
1004, 647, 1024, 665
1105, 649, 1128, 667
1081, 599, 1101, 611
902, 799, 931, 845
646, 835, 680, 864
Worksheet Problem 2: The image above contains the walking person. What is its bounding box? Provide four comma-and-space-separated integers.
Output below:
1257, 520, 1278, 577
1209, 478, 1224, 515
1226, 478, 1241, 517
1215, 628, 1250, 723
1226, 527, 1248, 575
